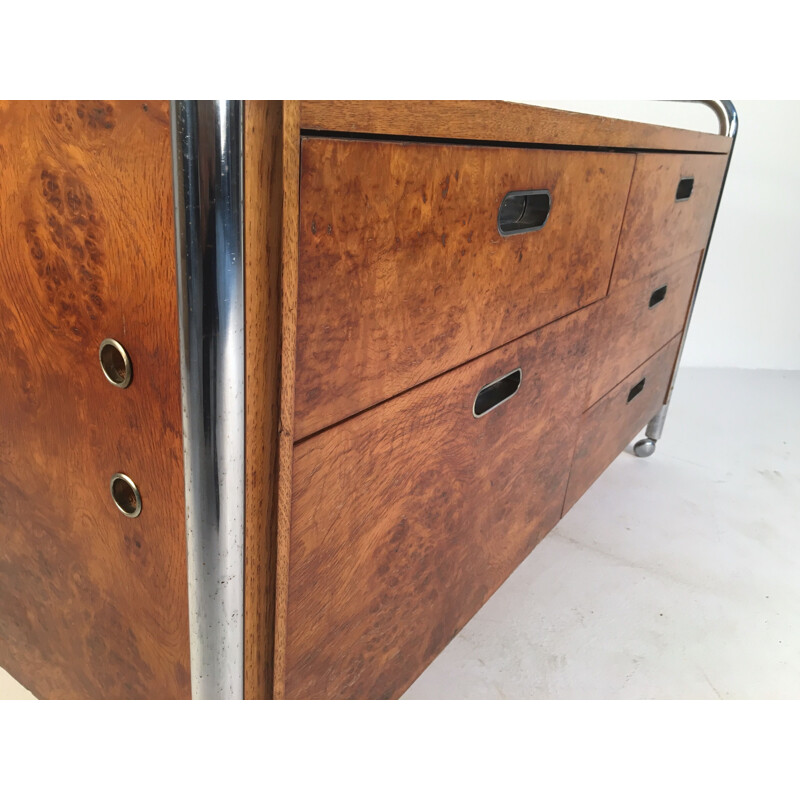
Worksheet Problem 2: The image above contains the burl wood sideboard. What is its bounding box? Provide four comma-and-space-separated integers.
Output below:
0, 101, 736, 699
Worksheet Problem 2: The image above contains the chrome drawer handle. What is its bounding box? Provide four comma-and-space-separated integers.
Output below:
473, 368, 522, 417
497, 190, 551, 236
649, 285, 668, 308
627, 378, 646, 403
676, 177, 694, 201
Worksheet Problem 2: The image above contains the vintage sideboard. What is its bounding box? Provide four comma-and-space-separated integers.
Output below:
0, 100, 736, 699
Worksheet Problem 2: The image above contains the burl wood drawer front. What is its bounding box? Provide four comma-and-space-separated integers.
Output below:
563, 335, 682, 514
611, 152, 727, 289
284, 307, 594, 699
294, 137, 635, 440
586, 251, 700, 408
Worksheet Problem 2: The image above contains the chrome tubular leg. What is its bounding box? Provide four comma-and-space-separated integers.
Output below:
634, 403, 669, 458
171, 101, 245, 699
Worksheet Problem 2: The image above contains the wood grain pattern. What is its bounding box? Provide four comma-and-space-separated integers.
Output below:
611, 153, 728, 289
0, 101, 190, 698
563, 335, 682, 514
270, 101, 300, 700
284, 308, 594, 699
299, 101, 732, 154
295, 138, 634, 440
586, 252, 701, 408
243, 101, 287, 699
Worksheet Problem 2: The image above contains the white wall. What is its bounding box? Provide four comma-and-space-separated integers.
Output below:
522, 101, 800, 370
685, 101, 800, 370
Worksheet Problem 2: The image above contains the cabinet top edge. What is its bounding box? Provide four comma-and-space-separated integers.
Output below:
294, 100, 732, 155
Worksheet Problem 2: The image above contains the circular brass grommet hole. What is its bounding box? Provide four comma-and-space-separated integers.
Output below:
110, 473, 142, 518
99, 338, 132, 388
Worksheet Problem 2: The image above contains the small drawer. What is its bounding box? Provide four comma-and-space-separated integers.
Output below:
563, 335, 681, 514
285, 308, 594, 699
295, 137, 635, 440
586, 252, 699, 408
611, 152, 727, 289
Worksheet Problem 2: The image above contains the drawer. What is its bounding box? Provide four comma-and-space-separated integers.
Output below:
612, 152, 727, 289
284, 307, 595, 699
295, 137, 635, 440
586, 252, 699, 407
563, 335, 682, 514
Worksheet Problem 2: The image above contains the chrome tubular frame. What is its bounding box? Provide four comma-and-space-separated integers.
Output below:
171, 101, 245, 699
635, 100, 738, 458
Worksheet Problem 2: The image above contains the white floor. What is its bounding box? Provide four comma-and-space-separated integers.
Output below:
2, 368, 798, 700
404, 368, 800, 699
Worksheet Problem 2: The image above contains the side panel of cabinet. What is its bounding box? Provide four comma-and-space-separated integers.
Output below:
0, 101, 191, 699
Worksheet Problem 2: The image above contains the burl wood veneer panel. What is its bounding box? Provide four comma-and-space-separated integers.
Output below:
294, 137, 634, 440
586, 252, 701, 408
0, 101, 191, 699
284, 308, 594, 699
612, 153, 727, 289
563, 335, 682, 514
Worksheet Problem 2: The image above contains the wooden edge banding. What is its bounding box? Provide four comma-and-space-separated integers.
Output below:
298, 101, 732, 155
244, 101, 278, 698
271, 101, 301, 700
243, 101, 300, 699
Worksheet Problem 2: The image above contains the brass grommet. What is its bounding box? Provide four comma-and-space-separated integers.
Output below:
110, 473, 142, 518
99, 338, 132, 388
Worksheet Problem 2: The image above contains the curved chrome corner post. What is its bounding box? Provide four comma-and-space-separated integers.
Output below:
635, 101, 738, 458
699, 100, 738, 138
171, 101, 245, 698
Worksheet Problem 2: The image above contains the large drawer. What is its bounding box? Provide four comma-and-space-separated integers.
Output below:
563, 335, 682, 514
586, 252, 699, 408
294, 137, 635, 440
284, 307, 595, 699
611, 152, 727, 289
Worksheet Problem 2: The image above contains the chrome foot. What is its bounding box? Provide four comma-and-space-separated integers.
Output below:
634, 437, 656, 458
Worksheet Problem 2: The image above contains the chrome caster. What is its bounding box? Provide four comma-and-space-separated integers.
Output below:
633, 437, 656, 458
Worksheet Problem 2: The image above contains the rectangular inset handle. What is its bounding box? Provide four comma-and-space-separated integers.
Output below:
473, 368, 522, 417
627, 378, 646, 403
649, 285, 668, 308
497, 190, 551, 236
676, 177, 694, 201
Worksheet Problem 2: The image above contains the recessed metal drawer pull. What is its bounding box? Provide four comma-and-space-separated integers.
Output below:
675, 177, 694, 201
627, 378, 646, 404
649, 285, 668, 308
473, 368, 522, 417
99, 338, 133, 388
497, 190, 551, 236
110, 473, 142, 518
